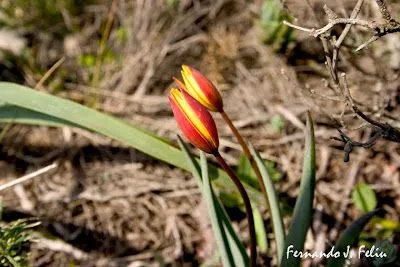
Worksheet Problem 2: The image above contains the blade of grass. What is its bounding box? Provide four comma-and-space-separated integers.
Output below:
281, 111, 316, 267
327, 209, 380, 267
253, 206, 268, 253
0, 82, 260, 200
200, 152, 236, 267
214, 199, 250, 266
177, 136, 202, 186
250, 144, 285, 261
178, 137, 249, 266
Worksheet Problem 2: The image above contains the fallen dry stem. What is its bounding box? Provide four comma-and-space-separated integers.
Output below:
35, 57, 66, 90
0, 163, 57, 192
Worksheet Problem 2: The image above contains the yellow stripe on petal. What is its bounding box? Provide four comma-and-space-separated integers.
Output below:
181, 66, 214, 110
170, 88, 216, 147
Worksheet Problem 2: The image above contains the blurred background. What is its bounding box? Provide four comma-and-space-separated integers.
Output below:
0, 0, 399, 266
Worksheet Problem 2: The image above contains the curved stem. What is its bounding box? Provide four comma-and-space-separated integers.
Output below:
221, 110, 285, 263
213, 152, 257, 267
220, 111, 270, 208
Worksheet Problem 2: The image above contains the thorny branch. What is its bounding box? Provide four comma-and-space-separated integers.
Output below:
284, 0, 400, 162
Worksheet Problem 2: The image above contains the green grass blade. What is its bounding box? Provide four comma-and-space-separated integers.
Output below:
176, 136, 203, 186
0, 82, 260, 200
281, 111, 316, 267
214, 199, 250, 266
178, 138, 249, 266
200, 152, 236, 267
250, 144, 285, 261
327, 209, 380, 267
253, 206, 268, 253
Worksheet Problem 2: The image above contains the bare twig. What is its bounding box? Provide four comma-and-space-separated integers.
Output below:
0, 163, 57, 191
313, 18, 376, 37
286, 0, 400, 162
332, 105, 400, 161
35, 57, 66, 90
283, 21, 313, 33
331, 129, 380, 162
332, 0, 365, 70
331, 73, 400, 160
284, 18, 375, 37
284, 1, 400, 52
341, 73, 353, 106
355, 35, 379, 51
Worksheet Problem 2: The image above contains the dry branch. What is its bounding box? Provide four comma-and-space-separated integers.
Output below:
284, 0, 400, 161
284, 0, 400, 52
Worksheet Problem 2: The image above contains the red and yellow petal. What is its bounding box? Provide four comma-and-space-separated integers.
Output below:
181, 65, 223, 112
169, 88, 219, 153
173, 77, 187, 91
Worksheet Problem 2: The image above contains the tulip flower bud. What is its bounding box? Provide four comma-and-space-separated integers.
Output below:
169, 88, 219, 154
180, 65, 223, 112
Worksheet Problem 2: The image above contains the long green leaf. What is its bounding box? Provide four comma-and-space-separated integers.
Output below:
250, 144, 285, 261
281, 111, 316, 267
0, 104, 82, 128
177, 136, 203, 187
177, 137, 249, 266
200, 152, 235, 267
327, 209, 380, 267
215, 200, 250, 266
0, 82, 260, 200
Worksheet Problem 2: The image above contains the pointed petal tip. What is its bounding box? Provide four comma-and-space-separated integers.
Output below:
173, 77, 187, 91
182, 64, 191, 71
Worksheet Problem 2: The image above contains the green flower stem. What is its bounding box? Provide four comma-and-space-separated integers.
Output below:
213, 152, 257, 267
221, 111, 269, 201
221, 111, 284, 242
221, 110, 286, 262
